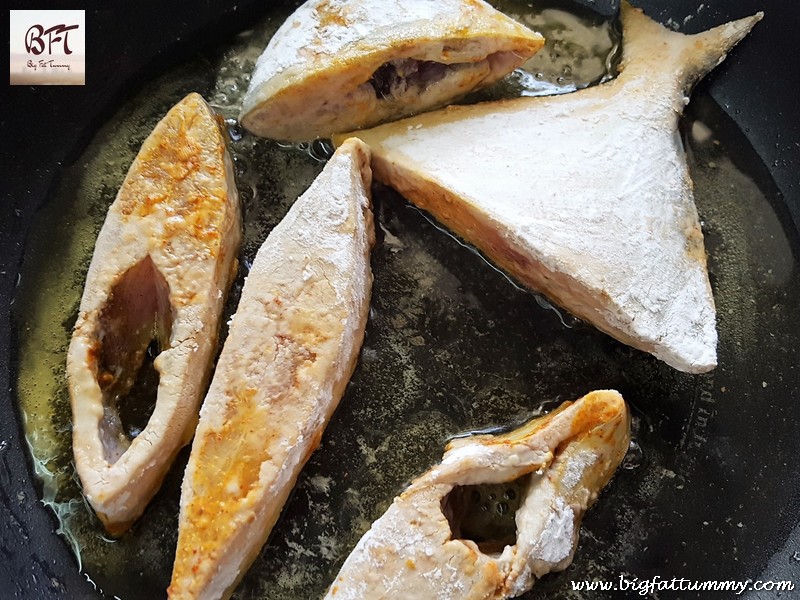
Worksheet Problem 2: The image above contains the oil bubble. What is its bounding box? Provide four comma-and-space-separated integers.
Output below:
621, 439, 644, 470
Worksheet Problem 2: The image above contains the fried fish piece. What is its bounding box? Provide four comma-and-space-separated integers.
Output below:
66, 93, 241, 535
168, 138, 375, 600
335, 3, 763, 373
325, 390, 630, 599
240, 0, 544, 141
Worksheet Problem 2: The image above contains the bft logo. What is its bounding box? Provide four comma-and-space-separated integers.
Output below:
25, 23, 80, 55
10, 10, 86, 85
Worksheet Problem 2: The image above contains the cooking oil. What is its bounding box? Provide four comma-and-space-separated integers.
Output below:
12, 1, 800, 599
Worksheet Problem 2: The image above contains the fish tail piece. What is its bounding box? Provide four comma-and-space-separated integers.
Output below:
618, 1, 762, 92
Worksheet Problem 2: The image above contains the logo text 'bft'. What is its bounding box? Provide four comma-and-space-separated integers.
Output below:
10, 10, 86, 85
25, 24, 80, 55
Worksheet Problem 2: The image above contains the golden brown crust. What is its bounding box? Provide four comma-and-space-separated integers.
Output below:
169, 139, 375, 600
324, 391, 630, 600
240, 0, 544, 140
67, 93, 241, 535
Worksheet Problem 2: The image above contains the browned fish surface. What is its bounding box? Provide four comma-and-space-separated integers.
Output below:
240, 0, 544, 141
169, 138, 374, 600
66, 93, 241, 535
325, 390, 630, 599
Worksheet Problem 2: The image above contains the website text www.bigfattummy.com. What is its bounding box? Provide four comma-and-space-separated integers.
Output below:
570, 575, 795, 596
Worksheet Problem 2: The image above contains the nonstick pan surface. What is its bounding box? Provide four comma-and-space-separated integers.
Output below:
1, 1, 799, 599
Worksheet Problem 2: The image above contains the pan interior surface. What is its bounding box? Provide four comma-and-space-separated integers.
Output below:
11, 1, 800, 598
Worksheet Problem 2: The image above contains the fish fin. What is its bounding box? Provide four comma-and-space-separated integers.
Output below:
618, 1, 762, 92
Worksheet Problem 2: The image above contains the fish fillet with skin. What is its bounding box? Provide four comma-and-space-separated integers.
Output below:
66, 93, 241, 535
335, 3, 763, 373
325, 390, 630, 599
239, 0, 544, 141
168, 138, 375, 600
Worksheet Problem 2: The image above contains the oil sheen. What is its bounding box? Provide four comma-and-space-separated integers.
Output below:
13, 1, 800, 599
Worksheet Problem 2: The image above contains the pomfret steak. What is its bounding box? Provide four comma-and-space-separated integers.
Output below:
336, 3, 763, 373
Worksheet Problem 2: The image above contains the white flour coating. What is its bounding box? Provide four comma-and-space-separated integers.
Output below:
240, 0, 544, 140
528, 497, 575, 564
324, 391, 630, 600
558, 447, 594, 492
503, 562, 533, 598
171, 140, 374, 598
347, 4, 763, 373
248, 152, 372, 309
247, 0, 487, 91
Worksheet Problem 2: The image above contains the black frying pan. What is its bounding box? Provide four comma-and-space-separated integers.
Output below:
1, 1, 798, 599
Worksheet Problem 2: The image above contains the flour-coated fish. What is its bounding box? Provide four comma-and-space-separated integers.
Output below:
169, 138, 375, 600
67, 93, 241, 535
335, 3, 762, 373
240, 0, 544, 141
325, 390, 630, 599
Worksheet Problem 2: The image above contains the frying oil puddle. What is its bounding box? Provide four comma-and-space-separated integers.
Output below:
12, 1, 798, 599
